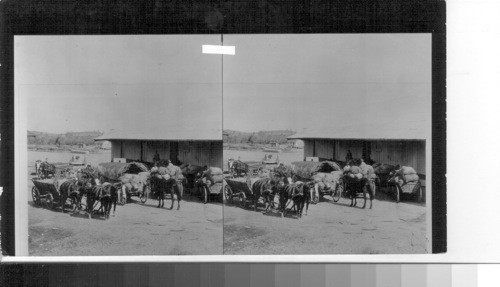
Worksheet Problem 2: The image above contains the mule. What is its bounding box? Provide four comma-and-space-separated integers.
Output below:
58, 179, 86, 213
86, 183, 119, 219
276, 180, 311, 218
343, 175, 374, 209
149, 174, 183, 210
250, 178, 278, 213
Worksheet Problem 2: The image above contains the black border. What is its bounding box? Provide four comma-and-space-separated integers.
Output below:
0, 0, 446, 258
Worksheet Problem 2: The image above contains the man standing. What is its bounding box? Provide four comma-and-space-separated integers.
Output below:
345, 150, 353, 163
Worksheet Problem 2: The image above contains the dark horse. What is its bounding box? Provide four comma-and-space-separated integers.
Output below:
86, 183, 119, 219
250, 178, 278, 213
57, 178, 87, 213
343, 175, 374, 209
149, 174, 183, 210
276, 180, 311, 218
230, 160, 249, 177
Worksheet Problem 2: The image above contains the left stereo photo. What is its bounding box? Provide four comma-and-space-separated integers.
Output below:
14, 35, 223, 256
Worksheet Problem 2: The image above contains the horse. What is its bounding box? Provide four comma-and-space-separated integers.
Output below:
57, 178, 87, 213
85, 183, 119, 219
276, 179, 311, 218
39, 162, 56, 179
149, 173, 183, 210
250, 177, 278, 213
230, 160, 249, 177
342, 175, 374, 209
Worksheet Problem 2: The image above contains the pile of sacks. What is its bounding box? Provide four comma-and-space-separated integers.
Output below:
312, 170, 343, 190
119, 172, 150, 192
395, 166, 419, 185
343, 163, 377, 181
150, 165, 184, 181
203, 167, 224, 185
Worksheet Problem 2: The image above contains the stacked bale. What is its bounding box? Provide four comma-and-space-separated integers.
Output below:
291, 161, 341, 180
399, 166, 419, 183
97, 162, 149, 181
119, 171, 150, 192
312, 171, 342, 190
204, 167, 224, 184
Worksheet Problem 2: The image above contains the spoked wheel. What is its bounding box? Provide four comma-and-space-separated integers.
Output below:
238, 192, 247, 209
45, 193, 54, 210
395, 185, 401, 203
332, 185, 341, 202
202, 186, 209, 204
32, 187, 41, 206
370, 181, 376, 198
223, 184, 232, 204
139, 186, 149, 204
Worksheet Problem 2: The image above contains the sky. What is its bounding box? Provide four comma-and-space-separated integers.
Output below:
15, 34, 431, 135
222, 34, 431, 133
15, 35, 222, 134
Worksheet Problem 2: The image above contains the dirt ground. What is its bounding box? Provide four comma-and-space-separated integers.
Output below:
223, 190, 427, 255
28, 185, 223, 256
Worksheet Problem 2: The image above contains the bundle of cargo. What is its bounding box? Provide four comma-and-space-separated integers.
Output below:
390, 165, 422, 202
119, 172, 150, 191
203, 167, 224, 184
396, 166, 420, 187
291, 161, 341, 180
312, 170, 343, 190
97, 162, 149, 181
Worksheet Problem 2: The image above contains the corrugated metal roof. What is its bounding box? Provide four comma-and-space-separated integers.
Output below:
288, 120, 430, 141
95, 126, 222, 141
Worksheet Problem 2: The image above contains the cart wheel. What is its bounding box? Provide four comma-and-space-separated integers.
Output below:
45, 193, 54, 210
395, 185, 401, 203
238, 192, 247, 209
203, 187, 208, 204
332, 185, 341, 202
139, 186, 149, 203
223, 184, 232, 203
31, 186, 41, 206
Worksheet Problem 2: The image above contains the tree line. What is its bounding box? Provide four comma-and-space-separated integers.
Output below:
28, 131, 103, 146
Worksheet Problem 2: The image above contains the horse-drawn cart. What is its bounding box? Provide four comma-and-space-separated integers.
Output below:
290, 161, 343, 203
31, 178, 88, 212
31, 179, 62, 210
224, 177, 260, 209
96, 162, 150, 205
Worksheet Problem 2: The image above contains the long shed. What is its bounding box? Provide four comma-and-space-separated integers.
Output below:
95, 128, 222, 168
288, 121, 429, 175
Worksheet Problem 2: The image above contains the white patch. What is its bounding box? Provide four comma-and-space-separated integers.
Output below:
202, 45, 235, 55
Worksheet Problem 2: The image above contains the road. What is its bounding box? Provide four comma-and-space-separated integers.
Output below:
223, 190, 427, 254
29, 191, 223, 256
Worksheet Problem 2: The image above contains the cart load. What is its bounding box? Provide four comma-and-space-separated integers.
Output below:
97, 162, 149, 181
291, 161, 341, 180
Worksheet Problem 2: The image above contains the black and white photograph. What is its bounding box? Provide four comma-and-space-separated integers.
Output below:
15, 35, 224, 256
222, 34, 431, 254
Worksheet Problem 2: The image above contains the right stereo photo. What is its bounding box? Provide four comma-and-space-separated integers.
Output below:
222, 34, 431, 255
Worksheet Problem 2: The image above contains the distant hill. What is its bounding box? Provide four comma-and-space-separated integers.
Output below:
223, 130, 296, 144
28, 131, 103, 146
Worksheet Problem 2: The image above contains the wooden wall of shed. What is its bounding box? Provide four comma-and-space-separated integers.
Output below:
142, 141, 170, 162
302, 139, 426, 174
334, 140, 365, 160
111, 141, 121, 159
178, 141, 222, 168
304, 140, 314, 158
110, 140, 222, 167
